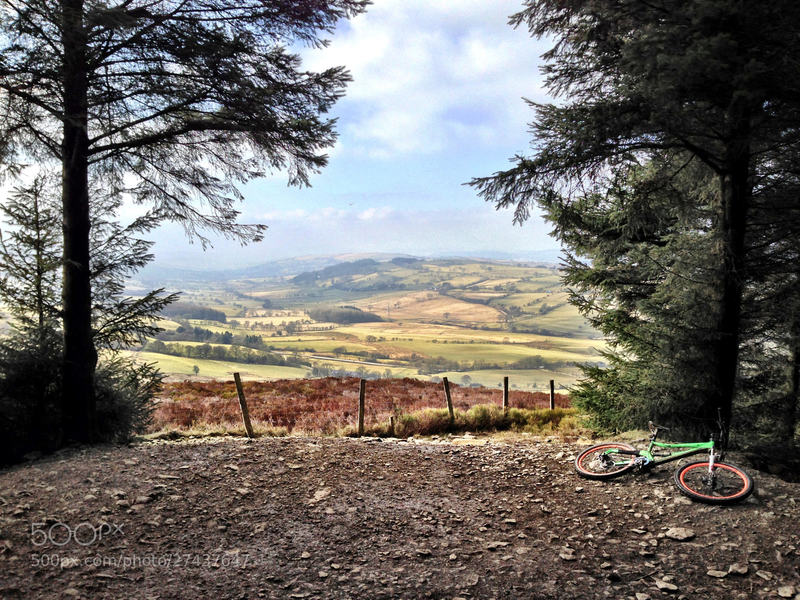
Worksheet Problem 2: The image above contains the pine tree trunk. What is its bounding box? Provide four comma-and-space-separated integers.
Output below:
712, 112, 752, 446
61, 0, 96, 443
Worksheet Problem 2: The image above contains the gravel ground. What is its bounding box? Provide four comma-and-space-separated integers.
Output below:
0, 435, 798, 600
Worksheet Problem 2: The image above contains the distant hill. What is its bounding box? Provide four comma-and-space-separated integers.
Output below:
136, 253, 415, 285
292, 259, 381, 285
135, 251, 561, 286
282, 256, 563, 297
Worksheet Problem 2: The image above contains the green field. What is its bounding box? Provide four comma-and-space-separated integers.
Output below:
132, 257, 603, 389
435, 369, 573, 390
127, 351, 309, 380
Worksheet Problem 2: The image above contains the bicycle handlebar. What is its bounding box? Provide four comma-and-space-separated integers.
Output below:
648, 421, 670, 433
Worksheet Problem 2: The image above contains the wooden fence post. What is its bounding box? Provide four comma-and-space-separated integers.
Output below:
442, 377, 455, 425
390, 415, 395, 437
503, 376, 509, 413
358, 379, 366, 437
233, 373, 254, 438
549, 379, 555, 410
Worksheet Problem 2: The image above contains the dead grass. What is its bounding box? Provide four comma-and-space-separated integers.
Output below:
149, 377, 574, 438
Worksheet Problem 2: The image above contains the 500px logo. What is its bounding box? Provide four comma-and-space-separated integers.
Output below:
31, 522, 124, 547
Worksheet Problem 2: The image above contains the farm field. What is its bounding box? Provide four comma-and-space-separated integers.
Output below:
434, 368, 570, 390
351, 290, 505, 325
131, 256, 604, 390
126, 351, 309, 381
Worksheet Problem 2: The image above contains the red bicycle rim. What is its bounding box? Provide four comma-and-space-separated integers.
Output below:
679, 462, 749, 500
578, 444, 632, 473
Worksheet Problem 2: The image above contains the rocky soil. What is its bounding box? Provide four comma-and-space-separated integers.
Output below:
0, 435, 798, 600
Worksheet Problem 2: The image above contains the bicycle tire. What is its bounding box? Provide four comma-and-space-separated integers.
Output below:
673, 461, 754, 505
575, 442, 638, 480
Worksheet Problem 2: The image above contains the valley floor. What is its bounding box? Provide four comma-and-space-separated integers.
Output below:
1, 437, 798, 599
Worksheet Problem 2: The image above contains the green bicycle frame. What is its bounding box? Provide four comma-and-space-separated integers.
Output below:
604, 437, 715, 467
638, 439, 713, 465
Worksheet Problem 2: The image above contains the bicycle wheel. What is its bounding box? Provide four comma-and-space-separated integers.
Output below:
575, 442, 638, 479
674, 461, 754, 505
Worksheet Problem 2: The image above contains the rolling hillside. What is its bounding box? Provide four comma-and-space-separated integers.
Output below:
128, 256, 603, 390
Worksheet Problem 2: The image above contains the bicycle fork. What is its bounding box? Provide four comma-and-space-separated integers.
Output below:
704, 445, 721, 489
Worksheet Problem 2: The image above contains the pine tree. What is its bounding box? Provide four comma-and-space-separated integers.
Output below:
0, 1, 368, 441
87, 186, 179, 441
0, 177, 63, 454
0, 177, 62, 341
545, 155, 726, 435
89, 186, 178, 352
472, 0, 800, 439
0, 174, 179, 453
738, 147, 800, 442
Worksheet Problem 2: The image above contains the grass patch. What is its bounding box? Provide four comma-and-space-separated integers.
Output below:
360, 405, 584, 438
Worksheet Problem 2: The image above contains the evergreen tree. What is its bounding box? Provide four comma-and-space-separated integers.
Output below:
738, 147, 800, 442
0, 174, 178, 455
0, 1, 368, 441
86, 186, 179, 442
548, 155, 726, 435
472, 0, 800, 439
0, 177, 62, 340
0, 177, 63, 455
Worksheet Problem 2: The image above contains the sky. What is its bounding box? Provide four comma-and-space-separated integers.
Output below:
148, 0, 559, 268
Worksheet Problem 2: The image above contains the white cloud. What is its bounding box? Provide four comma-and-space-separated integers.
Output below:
303, 0, 550, 158
318, 206, 348, 220
357, 206, 394, 220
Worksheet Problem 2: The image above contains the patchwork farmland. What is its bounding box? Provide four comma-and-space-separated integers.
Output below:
129, 256, 604, 391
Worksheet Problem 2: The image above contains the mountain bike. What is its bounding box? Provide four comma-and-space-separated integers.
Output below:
574, 421, 754, 505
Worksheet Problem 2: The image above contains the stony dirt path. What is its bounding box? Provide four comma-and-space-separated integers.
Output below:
0, 435, 798, 599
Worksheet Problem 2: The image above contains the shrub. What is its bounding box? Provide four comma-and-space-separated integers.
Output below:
0, 331, 63, 463
94, 356, 162, 443
570, 364, 638, 433
0, 333, 163, 463
464, 404, 507, 430
388, 405, 581, 438
397, 408, 453, 437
